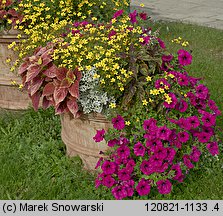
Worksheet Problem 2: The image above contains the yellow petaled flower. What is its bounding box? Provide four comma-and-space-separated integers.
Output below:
146, 76, 152, 82
149, 98, 154, 103
93, 74, 100, 79
159, 88, 165, 94
142, 99, 148, 106
140, 3, 145, 7
5, 58, 11, 63
168, 73, 175, 79
182, 41, 189, 47
139, 37, 144, 43
92, 17, 97, 21
109, 103, 116, 108
125, 121, 130, 126
19, 84, 24, 89
11, 80, 17, 85
100, 79, 105, 84
164, 85, 169, 90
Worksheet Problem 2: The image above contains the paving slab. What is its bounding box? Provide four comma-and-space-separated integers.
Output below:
131, 0, 223, 30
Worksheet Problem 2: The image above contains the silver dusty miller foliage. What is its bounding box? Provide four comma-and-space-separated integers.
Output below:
78, 67, 115, 114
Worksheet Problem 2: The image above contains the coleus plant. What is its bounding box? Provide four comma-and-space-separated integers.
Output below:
18, 43, 81, 117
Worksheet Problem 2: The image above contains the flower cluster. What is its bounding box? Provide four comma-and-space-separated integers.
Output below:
79, 67, 115, 114
94, 31, 222, 199
0, 0, 22, 31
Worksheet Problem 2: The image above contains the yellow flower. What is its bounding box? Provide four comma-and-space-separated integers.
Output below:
5, 58, 11, 63
11, 80, 17, 85
109, 103, 116, 108
146, 76, 152, 82
142, 99, 148, 106
125, 121, 130, 126
19, 84, 24, 89
93, 74, 100, 79
140, 3, 145, 7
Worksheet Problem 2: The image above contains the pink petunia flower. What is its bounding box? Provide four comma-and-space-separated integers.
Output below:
183, 155, 194, 169
118, 168, 131, 181
177, 49, 192, 66
157, 179, 172, 194
177, 131, 190, 143
117, 145, 131, 159
157, 125, 172, 140
101, 160, 116, 175
93, 129, 105, 142
190, 146, 201, 162
196, 84, 209, 100
112, 185, 128, 200
134, 142, 146, 156
139, 12, 147, 20
175, 99, 188, 112
112, 9, 124, 19
102, 175, 115, 188
112, 115, 125, 130
206, 142, 219, 156
129, 10, 137, 24
136, 178, 151, 196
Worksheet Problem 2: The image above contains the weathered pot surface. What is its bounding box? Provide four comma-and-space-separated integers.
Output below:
61, 112, 111, 170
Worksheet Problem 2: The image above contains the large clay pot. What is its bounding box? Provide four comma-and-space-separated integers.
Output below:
61, 112, 112, 170
0, 30, 30, 110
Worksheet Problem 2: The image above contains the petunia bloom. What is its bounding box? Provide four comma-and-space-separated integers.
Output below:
112, 115, 125, 130
157, 179, 172, 194
206, 142, 219, 156
177, 49, 192, 66
136, 178, 151, 196
134, 142, 146, 156
93, 129, 105, 142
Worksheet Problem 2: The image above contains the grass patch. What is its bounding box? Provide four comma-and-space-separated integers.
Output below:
0, 22, 222, 200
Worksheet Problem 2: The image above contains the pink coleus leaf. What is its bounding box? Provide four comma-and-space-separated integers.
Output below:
42, 96, 52, 110
42, 64, 58, 78
56, 67, 67, 81
68, 81, 79, 99
67, 97, 79, 117
25, 64, 41, 83
30, 91, 41, 111
55, 101, 69, 115
74, 67, 82, 81
41, 51, 53, 67
18, 61, 30, 75
29, 76, 44, 96
42, 82, 55, 97
53, 87, 68, 105
60, 78, 72, 88
66, 70, 75, 80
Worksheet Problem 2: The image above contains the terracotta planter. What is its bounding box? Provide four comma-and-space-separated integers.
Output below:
61, 112, 112, 170
0, 30, 30, 110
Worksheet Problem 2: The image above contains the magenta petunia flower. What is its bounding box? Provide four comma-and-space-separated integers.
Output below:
118, 168, 131, 181
126, 159, 136, 172
157, 38, 166, 49
140, 160, 154, 175
190, 146, 201, 162
123, 180, 135, 197
108, 138, 119, 147
196, 84, 209, 100
201, 112, 216, 127
129, 10, 137, 23
139, 12, 147, 20
143, 118, 158, 132
197, 132, 211, 143
154, 146, 168, 160
119, 136, 130, 145
178, 117, 191, 130
177, 73, 189, 86
177, 131, 190, 143
112, 9, 124, 19
202, 126, 214, 136
206, 142, 219, 156
134, 142, 146, 157
177, 49, 192, 66
171, 164, 184, 182
93, 129, 105, 142
162, 54, 173, 62
146, 139, 163, 152
95, 157, 103, 169
157, 125, 172, 140
175, 99, 188, 112
149, 155, 163, 170
95, 177, 101, 188
112, 185, 128, 200
139, 35, 150, 45
101, 160, 116, 175
112, 115, 125, 130
117, 145, 130, 159
108, 30, 117, 39
157, 179, 172, 194
102, 175, 115, 188
186, 116, 200, 129
163, 92, 178, 109
183, 155, 194, 169
165, 147, 176, 163
144, 130, 157, 140
155, 78, 171, 89
136, 178, 151, 196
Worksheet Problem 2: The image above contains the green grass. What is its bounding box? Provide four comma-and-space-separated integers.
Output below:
0, 22, 223, 200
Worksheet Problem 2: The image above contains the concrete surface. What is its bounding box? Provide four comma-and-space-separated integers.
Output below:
131, 0, 223, 30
